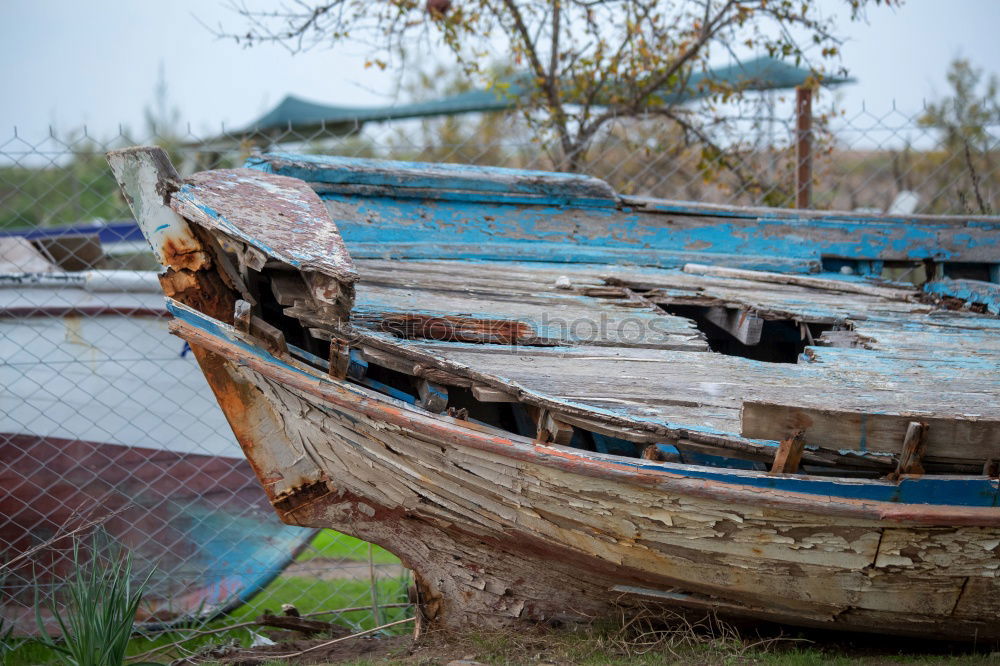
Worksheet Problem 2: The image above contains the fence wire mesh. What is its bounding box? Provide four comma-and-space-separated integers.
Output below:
1, 101, 997, 638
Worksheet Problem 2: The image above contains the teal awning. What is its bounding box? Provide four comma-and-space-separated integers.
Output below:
244, 56, 851, 134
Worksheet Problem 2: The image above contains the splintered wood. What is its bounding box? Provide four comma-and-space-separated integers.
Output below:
317, 259, 1000, 472
771, 431, 806, 474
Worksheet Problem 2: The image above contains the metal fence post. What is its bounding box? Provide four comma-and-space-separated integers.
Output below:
795, 85, 813, 209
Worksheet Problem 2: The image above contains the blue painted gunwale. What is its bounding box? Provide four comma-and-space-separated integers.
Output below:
318, 193, 985, 269
247, 154, 1000, 272
247, 153, 618, 208
167, 300, 1000, 510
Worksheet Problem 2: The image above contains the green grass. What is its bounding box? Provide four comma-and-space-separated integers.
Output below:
228, 575, 411, 629
5, 573, 411, 665
296, 530, 400, 565
4, 530, 409, 665
10, 532, 994, 665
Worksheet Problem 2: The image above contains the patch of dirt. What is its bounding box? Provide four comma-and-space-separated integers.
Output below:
192, 634, 411, 665
178, 619, 1000, 665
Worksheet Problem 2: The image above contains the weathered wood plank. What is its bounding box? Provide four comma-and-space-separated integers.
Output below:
171, 168, 358, 286
472, 385, 518, 403
683, 263, 916, 301
704, 306, 763, 345
742, 401, 1000, 462
924, 278, 1000, 315
252, 152, 619, 206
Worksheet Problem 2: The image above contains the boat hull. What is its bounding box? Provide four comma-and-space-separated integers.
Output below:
174, 312, 1000, 642
0, 433, 310, 632
0, 299, 313, 632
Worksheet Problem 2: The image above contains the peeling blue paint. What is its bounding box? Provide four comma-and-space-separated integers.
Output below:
924, 278, 1000, 315
246, 153, 618, 208
272, 189, 997, 271
245, 154, 1000, 271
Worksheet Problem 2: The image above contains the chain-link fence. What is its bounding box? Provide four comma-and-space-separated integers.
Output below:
1, 101, 998, 640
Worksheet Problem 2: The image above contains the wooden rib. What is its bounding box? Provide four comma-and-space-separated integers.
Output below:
704, 306, 763, 345
417, 379, 449, 413
771, 431, 806, 474
895, 422, 929, 476
233, 299, 252, 333
328, 337, 350, 380
472, 385, 519, 403
533, 409, 574, 446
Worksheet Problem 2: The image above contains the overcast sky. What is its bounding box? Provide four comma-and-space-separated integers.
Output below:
1, 0, 997, 142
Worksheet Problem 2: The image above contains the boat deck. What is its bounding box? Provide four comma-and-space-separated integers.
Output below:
342, 257, 1000, 471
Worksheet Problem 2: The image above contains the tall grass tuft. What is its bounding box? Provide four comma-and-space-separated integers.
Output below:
34, 531, 154, 666
0, 617, 16, 666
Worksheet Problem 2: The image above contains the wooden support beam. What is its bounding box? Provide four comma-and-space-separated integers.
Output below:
249, 315, 287, 356
328, 337, 350, 380
534, 409, 574, 446
770, 431, 805, 474
553, 411, 661, 444
704, 306, 763, 345
416, 379, 449, 413
416, 367, 474, 388
895, 421, 929, 476
271, 272, 310, 306
361, 347, 421, 376
233, 299, 252, 333
471, 384, 518, 403
742, 401, 1000, 463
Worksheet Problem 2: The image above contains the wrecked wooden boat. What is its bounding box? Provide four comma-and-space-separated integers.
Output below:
0, 228, 312, 632
108, 146, 1000, 641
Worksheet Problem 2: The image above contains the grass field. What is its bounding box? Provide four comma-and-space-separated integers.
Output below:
3, 531, 409, 665
5, 532, 997, 664
296, 530, 400, 566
